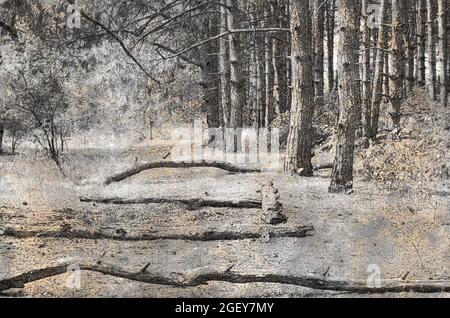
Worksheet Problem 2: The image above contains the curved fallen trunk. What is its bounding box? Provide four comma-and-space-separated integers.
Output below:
1, 262, 449, 294
104, 160, 261, 185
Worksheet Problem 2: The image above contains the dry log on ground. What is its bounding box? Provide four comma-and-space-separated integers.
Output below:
260, 180, 287, 224
0, 224, 314, 242
1, 261, 449, 294
80, 196, 262, 209
104, 160, 261, 185
313, 163, 334, 171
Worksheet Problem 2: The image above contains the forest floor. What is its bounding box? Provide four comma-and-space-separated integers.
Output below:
0, 141, 449, 298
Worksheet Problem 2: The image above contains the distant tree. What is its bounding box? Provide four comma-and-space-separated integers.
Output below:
2, 46, 72, 169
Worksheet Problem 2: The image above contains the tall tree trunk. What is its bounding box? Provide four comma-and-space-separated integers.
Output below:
329, 0, 361, 193
284, 0, 314, 176
264, 34, 273, 127
256, 46, 264, 128
201, 14, 221, 130
427, 0, 437, 100
312, 0, 325, 107
272, 37, 281, 117
285, 1, 292, 112
326, 0, 336, 93
219, 0, 231, 127
279, 0, 290, 114
416, 0, 426, 86
226, 0, 245, 129
369, 0, 387, 139
389, 0, 408, 129
383, 40, 390, 98
270, 0, 284, 116
437, 0, 448, 107
406, 1, 417, 92
0, 124, 4, 154
361, 0, 372, 141
249, 12, 259, 128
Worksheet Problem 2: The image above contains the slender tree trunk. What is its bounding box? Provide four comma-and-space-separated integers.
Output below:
406, 1, 417, 92
361, 0, 372, 141
11, 131, 17, 156
383, 40, 390, 98
270, 0, 282, 116
427, 0, 437, 100
284, 0, 314, 176
437, 0, 448, 107
369, 0, 387, 139
326, 0, 336, 93
226, 0, 245, 152
226, 0, 245, 131
201, 14, 221, 130
0, 124, 4, 154
312, 0, 325, 107
416, 0, 426, 86
272, 38, 281, 117
219, 0, 230, 127
389, 0, 408, 129
279, 0, 290, 114
256, 46, 263, 128
264, 34, 273, 127
285, 3, 292, 112
329, 0, 361, 193
249, 12, 259, 128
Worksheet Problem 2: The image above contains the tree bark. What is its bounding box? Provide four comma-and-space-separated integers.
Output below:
328, 0, 361, 193
427, 0, 437, 100
201, 13, 221, 129
437, 0, 448, 107
0, 124, 4, 154
389, 0, 408, 128
361, 0, 372, 140
389, 0, 408, 129
264, 34, 273, 127
219, 0, 231, 127
312, 0, 325, 107
406, 1, 417, 92
284, 0, 314, 176
226, 0, 245, 130
326, 0, 336, 93
416, 0, 427, 86
369, 0, 387, 139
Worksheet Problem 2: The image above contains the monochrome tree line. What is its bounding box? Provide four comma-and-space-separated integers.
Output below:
0, 0, 448, 192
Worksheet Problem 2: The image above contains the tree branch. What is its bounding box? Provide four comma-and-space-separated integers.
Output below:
78, 9, 161, 85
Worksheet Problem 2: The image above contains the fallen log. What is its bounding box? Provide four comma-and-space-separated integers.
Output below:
104, 160, 261, 185
259, 180, 287, 225
1, 261, 449, 294
80, 196, 262, 209
313, 163, 334, 171
0, 224, 314, 242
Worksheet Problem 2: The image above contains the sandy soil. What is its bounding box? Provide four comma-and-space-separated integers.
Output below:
0, 145, 449, 298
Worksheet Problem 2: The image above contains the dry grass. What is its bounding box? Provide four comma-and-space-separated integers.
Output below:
356, 89, 449, 192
